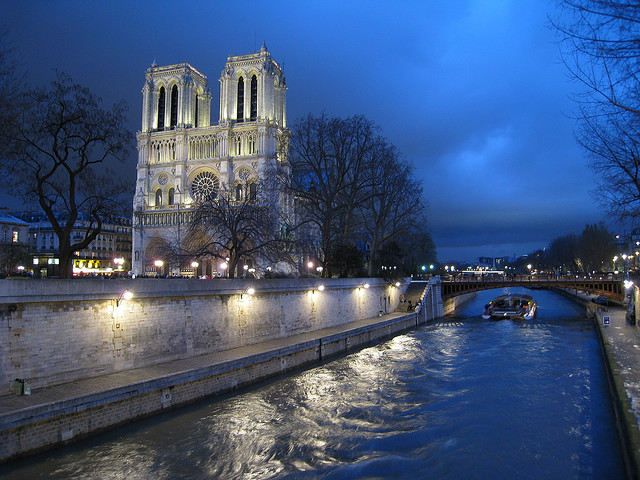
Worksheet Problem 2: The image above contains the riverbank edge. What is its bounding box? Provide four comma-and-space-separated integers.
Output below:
552, 287, 640, 480
0, 311, 424, 463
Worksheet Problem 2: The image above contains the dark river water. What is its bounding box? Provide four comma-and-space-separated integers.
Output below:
1, 287, 626, 479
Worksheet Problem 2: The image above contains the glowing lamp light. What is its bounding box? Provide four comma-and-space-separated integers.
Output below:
116, 289, 134, 307
154, 260, 164, 267
363, 283, 370, 289
240, 286, 255, 300
191, 261, 199, 268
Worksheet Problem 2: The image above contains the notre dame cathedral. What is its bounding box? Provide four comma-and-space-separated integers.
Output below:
131, 44, 292, 277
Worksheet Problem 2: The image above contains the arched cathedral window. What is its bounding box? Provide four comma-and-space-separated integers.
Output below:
237, 77, 244, 122
194, 93, 199, 127
249, 182, 257, 201
170, 85, 178, 128
155, 188, 163, 206
250, 75, 257, 121
236, 184, 243, 202
168, 187, 175, 205
157, 87, 165, 130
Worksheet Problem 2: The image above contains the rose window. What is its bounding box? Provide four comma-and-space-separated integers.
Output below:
191, 171, 220, 201
158, 173, 169, 185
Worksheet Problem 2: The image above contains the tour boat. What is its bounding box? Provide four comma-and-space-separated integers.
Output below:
482, 293, 537, 320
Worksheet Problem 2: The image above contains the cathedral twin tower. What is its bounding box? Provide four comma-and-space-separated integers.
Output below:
132, 44, 289, 277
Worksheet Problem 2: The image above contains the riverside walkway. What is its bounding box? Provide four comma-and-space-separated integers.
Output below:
0, 311, 414, 416
0, 308, 422, 462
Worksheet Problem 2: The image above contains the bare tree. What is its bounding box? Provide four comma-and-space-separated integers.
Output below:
553, 0, 640, 115
545, 233, 579, 272
356, 144, 426, 276
1, 73, 132, 278
575, 222, 618, 272
577, 108, 640, 221
186, 182, 293, 278
284, 113, 387, 274
553, 1, 640, 220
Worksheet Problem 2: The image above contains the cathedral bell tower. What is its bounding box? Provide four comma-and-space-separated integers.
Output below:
132, 45, 291, 277
141, 63, 211, 132
219, 42, 287, 127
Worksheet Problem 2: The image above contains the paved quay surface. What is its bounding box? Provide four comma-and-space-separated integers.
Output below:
571, 290, 640, 424
0, 310, 413, 417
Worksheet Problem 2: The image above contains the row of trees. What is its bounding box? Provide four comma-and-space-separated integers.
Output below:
543, 222, 619, 272
282, 113, 434, 277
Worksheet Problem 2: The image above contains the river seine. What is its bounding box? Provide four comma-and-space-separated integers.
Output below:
1, 287, 626, 479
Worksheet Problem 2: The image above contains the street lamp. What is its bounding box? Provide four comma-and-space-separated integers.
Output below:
114, 257, 125, 270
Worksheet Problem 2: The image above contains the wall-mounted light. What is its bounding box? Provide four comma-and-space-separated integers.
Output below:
312, 284, 325, 294
363, 283, 370, 289
240, 287, 256, 300
115, 289, 133, 307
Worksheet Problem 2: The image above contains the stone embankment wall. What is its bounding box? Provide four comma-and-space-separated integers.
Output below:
443, 291, 476, 315
0, 278, 407, 396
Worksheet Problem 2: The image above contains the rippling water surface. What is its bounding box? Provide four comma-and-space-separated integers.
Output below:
1, 288, 626, 479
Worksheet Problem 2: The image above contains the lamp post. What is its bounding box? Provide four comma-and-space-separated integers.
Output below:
307, 261, 314, 276
191, 261, 199, 278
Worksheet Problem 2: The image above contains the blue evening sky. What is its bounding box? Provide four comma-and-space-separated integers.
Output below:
1, 1, 605, 262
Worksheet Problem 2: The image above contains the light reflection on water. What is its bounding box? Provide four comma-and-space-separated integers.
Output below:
1, 288, 626, 479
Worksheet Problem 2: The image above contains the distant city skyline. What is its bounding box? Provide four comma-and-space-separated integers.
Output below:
1, 1, 606, 263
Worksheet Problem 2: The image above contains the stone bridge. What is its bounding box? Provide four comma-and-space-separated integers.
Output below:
440, 274, 626, 302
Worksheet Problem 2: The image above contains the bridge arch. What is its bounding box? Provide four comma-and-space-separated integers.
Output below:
441, 276, 624, 302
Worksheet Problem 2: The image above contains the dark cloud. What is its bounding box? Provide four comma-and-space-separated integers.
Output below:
2, 0, 606, 262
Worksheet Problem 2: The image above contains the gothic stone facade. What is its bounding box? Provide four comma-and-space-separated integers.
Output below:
132, 45, 289, 276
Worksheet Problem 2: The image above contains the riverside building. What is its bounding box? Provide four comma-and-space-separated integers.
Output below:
131, 44, 293, 277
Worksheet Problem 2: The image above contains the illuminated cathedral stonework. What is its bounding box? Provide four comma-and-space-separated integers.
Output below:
131, 44, 290, 276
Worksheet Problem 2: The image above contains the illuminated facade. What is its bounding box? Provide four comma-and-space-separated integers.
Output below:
131, 44, 290, 276
13, 212, 132, 277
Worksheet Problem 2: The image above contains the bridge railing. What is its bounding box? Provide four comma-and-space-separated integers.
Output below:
442, 274, 625, 283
